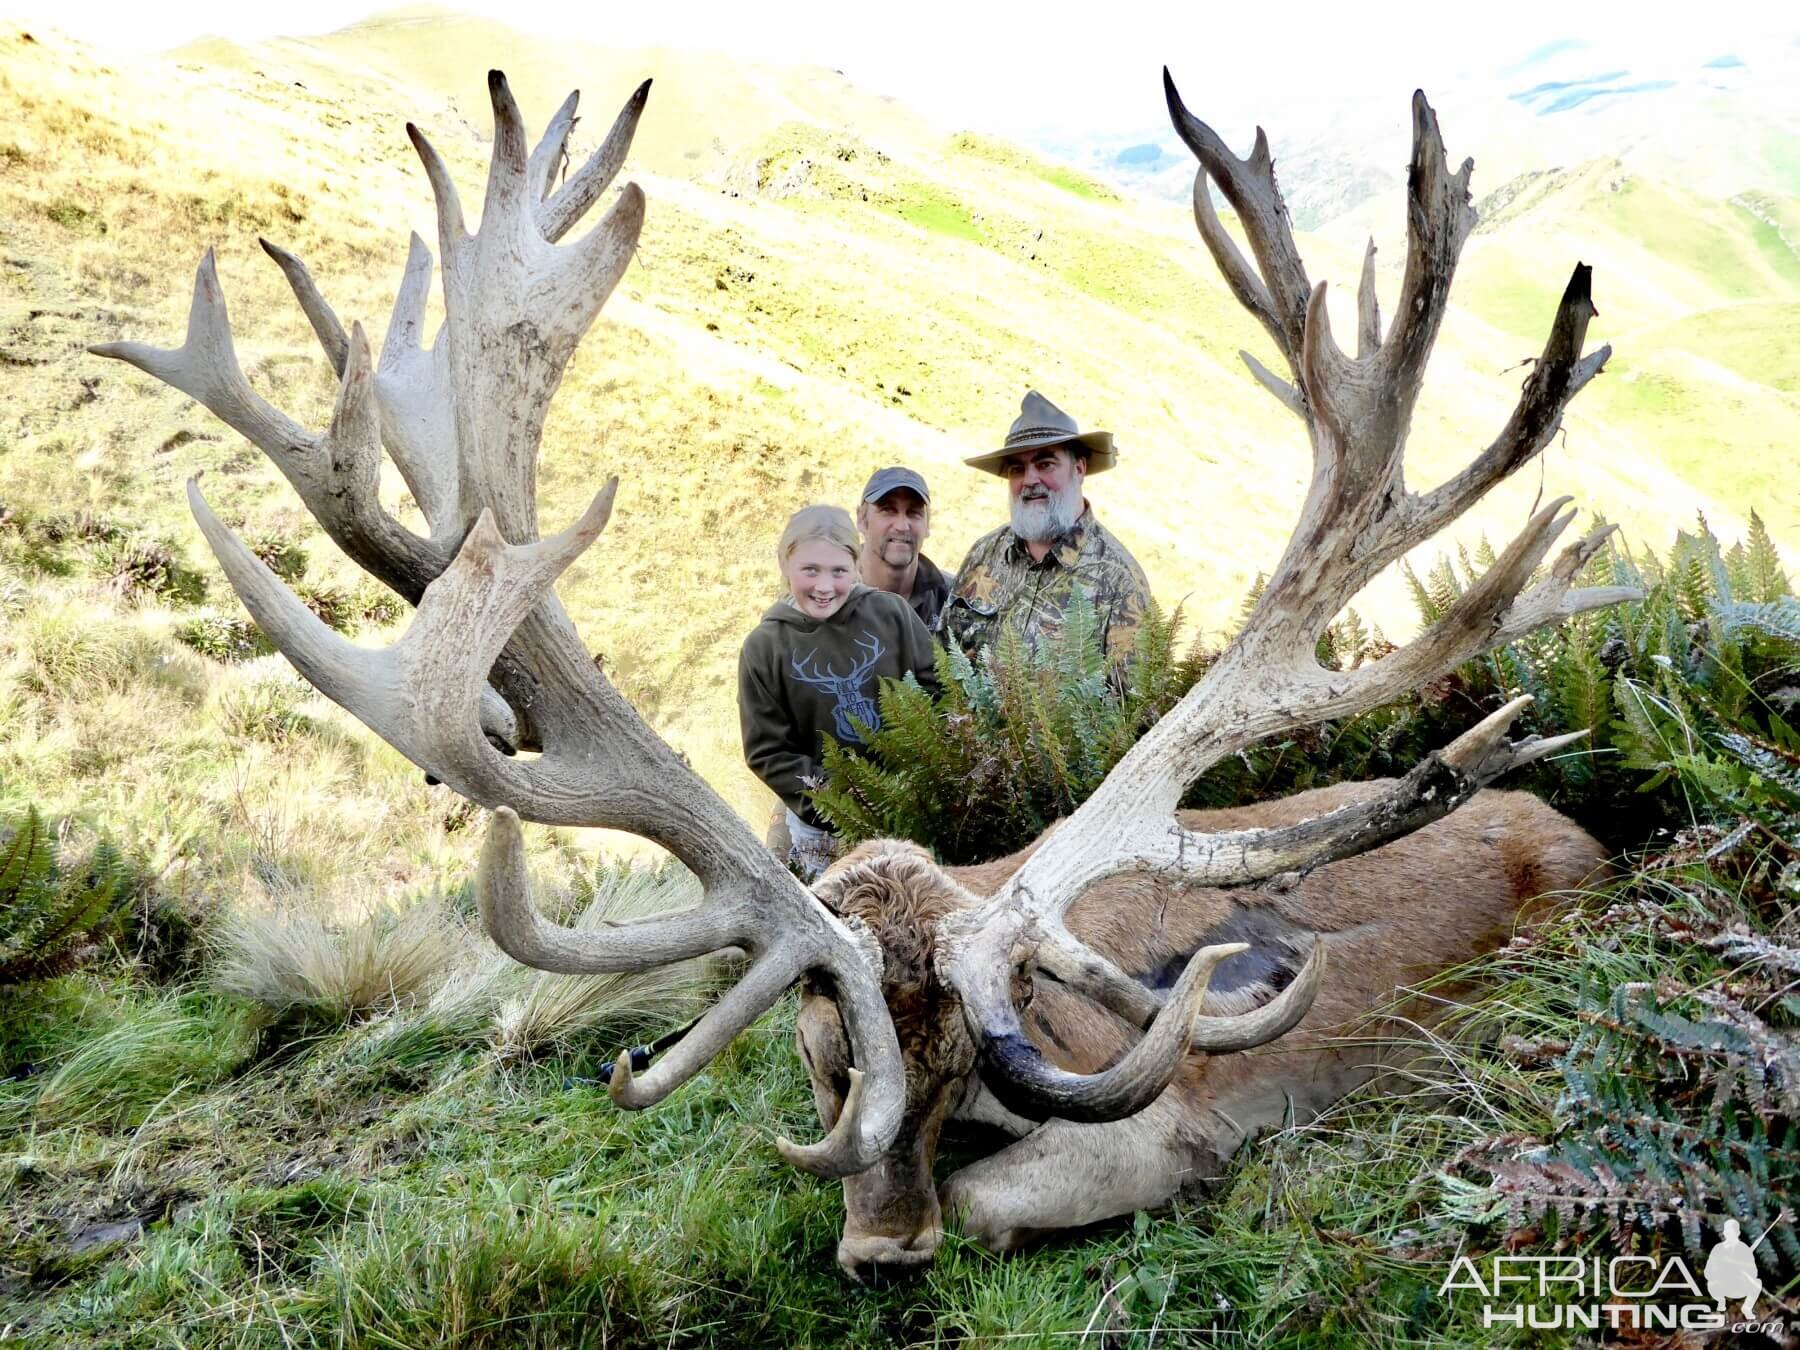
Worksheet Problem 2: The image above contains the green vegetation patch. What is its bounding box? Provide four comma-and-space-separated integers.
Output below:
892, 189, 983, 243
1643, 301, 1800, 394
38, 196, 105, 234
950, 130, 1119, 202
1609, 177, 1789, 301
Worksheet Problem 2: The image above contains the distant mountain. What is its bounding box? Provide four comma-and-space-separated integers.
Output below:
1031, 36, 1800, 228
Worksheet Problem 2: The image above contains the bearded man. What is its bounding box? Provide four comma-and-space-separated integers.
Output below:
942, 390, 1152, 660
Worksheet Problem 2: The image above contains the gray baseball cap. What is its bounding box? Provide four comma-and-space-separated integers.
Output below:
861, 466, 931, 505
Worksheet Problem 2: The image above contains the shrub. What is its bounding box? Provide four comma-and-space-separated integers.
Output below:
352, 579, 407, 629
1444, 725, 1800, 1282
815, 516, 1800, 861
174, 611, 274, 663
86, 534, 208, 606
215, 674, 319, 743
0, 805, 137, 985
245, 531, 308, 583
294, 580, 356, 632
811, 591, 1203, 863
40, 197, 105, 234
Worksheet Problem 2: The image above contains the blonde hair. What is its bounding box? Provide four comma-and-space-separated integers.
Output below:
777, 504, 860, 566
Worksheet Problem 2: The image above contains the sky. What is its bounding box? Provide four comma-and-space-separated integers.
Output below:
12, 0, 1799, 140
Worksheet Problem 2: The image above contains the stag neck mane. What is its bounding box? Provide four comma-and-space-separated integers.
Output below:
817, 841, 983, 1005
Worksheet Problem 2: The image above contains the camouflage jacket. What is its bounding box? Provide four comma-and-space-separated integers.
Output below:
941, 507, 1152, 659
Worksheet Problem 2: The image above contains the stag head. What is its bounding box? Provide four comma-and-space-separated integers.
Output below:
98, 68, 1636, 1280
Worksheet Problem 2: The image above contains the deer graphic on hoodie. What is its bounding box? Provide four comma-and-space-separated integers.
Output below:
738, 586, 940, 829
792, 632, 888, 742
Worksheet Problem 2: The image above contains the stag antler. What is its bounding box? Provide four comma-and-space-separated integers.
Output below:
92, 73, 905, 1178
938, 76, 1640, 1118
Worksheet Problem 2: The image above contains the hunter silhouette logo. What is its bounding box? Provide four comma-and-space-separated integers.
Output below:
1704, 1218, 1766, 1317
791, 633, 886, 742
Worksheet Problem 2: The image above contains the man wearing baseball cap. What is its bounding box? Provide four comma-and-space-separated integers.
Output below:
942, 390, 1151, 660
856, 465, 952, 631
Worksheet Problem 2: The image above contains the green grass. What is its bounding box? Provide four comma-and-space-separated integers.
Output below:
893, 192, 982, 243
9, 862, 1788, 1346
1637, 301, 1800, 393
1030, 163, 1113, 202
1738, 202, 1800, 289
948, 131, 1118, 203
1610, 177, 1787, 301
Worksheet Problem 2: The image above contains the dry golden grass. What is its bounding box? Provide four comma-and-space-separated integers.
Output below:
211, 893, 468, 1017
425, 863, 714, 1060
0, 17, 1793, 925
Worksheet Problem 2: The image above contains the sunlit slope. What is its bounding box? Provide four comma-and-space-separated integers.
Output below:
1408, 162, 1800, 546
177, 6, 947, 187
3, 19, 1794, 831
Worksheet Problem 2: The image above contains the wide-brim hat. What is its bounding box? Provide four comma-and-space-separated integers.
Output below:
964, 389, 1117, 477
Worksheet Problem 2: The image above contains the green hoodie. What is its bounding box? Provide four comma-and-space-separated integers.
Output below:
738, 585, 939, 829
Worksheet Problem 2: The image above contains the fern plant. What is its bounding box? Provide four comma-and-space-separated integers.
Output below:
810, 590, 1205, 863
1461, 977, 1800, 1268
813, 516, 1799, 863
0, 806, 136, 985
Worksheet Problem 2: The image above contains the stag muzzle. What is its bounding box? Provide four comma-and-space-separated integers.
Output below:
835, 1147, 945, 1283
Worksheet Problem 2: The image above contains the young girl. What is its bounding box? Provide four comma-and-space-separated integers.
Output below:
739, 504, 939, 878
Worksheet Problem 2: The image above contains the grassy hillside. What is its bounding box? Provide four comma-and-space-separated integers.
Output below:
1, 12, 1796, 873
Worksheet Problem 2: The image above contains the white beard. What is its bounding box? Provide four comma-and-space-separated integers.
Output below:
1010, 483, 1081, 542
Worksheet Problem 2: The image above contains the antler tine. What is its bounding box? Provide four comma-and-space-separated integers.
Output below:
1191, 168, 1284, 364
374, 233, 460, 538
528, 89, 581, 206
479, 806, 734, 969
1397, 263, 1610, 555
1164, 68, 1311, 366
405, 121, 469, 256
540, 78, 651, 244
1240, 349, 1304, 419
1379, 91, 1476, 399
91, 250, 309, 454
259, 232, 462, 547
941, 84, 1641, 1091
1357, 238, 1382, 358
482, 71, 534, 239
259, 238, 350, 374
967, 942, 1247, 1123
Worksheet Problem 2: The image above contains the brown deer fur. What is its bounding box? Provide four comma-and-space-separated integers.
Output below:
800, 781, 1609, 1281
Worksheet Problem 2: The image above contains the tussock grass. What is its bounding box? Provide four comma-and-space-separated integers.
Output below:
341, 861, 719, 1066
209, 671, 321, 744
484, 864, 714, 1060
17, 987, 256, 1130
291, 1193, 674, 1347
211, 893, 468, 1021
7, 599, 155, 699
